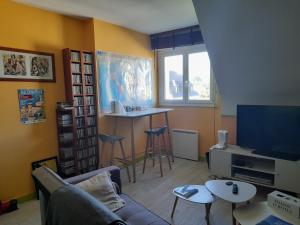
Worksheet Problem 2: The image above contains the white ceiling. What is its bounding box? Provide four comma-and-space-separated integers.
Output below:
14, 0, 198, 34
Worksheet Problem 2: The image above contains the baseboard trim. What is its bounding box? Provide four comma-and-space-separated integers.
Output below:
17, 192, 36, 204
198, 155, 205, 161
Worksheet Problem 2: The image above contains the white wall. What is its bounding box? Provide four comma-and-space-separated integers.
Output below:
193, 0, 300, 115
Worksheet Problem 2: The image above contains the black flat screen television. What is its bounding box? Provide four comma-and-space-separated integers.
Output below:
236, 105, 300, 161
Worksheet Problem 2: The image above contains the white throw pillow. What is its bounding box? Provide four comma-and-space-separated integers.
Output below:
76, 172, 125, 212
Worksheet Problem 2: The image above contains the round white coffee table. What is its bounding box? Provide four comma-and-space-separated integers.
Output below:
172, 185, 215, 225
205, 180, 256, 225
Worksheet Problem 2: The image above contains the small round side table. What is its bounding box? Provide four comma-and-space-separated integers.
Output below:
171, 185, 215, 225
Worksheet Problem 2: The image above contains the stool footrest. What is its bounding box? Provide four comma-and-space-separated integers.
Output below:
115, 157, 132, 164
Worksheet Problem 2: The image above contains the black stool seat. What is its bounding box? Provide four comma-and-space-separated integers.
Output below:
144, 126, 167, 136
98, 133, 131, 182
99, 134, 125, 143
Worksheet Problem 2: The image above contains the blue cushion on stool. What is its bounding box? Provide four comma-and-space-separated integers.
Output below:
144, 126, 167, 136
99, 134, 125, 143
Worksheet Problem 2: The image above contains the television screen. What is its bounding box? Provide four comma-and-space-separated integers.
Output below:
236, 105, 300, 160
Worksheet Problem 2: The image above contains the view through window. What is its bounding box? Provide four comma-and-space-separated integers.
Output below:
159, 45, 213, 105
164, 55, 183, 100
188, 52, 211, 101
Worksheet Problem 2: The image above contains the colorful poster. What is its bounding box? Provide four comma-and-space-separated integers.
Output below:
18, 89, 46, 124
97, 51, 153, 113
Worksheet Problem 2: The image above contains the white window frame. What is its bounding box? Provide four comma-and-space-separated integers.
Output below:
158, 44, 215, 107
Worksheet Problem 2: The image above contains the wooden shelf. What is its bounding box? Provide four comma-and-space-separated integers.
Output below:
58, 124, 73, 128
75, 146, 88, 150
59, 48, 100, 176
87, 135, 97, 138
232, 176, 274, 188
232, 164, 276, 175
87, 144, 98, 147
232, 153, 275, 174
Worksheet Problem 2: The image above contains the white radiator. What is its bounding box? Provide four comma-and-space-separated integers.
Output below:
172, 129, 199, 161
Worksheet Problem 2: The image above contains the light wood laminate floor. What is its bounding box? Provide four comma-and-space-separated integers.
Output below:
0, 158, 270, 225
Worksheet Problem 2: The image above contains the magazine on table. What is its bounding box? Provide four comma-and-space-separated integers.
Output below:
174, 185, 198, 198
256, 215, 292, 225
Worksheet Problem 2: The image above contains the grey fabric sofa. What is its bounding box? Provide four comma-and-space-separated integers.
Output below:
32, 166, 170, 225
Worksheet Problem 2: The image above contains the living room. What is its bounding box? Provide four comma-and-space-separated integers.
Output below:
0, 0, 299, 225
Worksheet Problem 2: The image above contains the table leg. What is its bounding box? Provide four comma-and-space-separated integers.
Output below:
149, 115, 152, 130
113, 117, 118, 135
171, 196, 179, 218
131, 118, 136, 183
100, 142, 105, 167
164, 112, 174, 162
232, 203, 236, 225
205, 203, 212, 225
149, 115, 155, 167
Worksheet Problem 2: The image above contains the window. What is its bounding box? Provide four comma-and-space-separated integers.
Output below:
158, 44, 214, 106
164, 55, 183, 100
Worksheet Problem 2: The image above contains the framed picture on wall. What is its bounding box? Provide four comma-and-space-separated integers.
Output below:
18, 89, 46, 124
0, 47, 55, 82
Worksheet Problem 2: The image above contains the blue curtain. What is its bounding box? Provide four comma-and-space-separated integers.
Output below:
150, 25, 204, 50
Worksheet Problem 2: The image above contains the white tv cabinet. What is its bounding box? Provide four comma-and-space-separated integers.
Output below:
209, 145, 300, 194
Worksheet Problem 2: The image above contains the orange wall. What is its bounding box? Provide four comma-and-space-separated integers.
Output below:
0, 1, 226, 200
167, 107, 217, 156
161, 92, 237, 156
0, 1, 87, 200
221, 116, 236, 145
156, 84, 223, 157
92, 19, 156, 160
0, 2, 155, 200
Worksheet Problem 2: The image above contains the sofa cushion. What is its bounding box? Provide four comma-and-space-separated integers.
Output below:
46, 184, 126, 225
116, 194, 170, 225
65, 166, 122, 192
76, 172, 125, 212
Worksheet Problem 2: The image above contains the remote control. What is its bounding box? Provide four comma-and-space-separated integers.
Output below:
232, 184, 238, 194
226, 181, 233, 186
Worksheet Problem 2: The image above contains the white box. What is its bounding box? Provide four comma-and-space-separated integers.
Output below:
267, 191, 300, 218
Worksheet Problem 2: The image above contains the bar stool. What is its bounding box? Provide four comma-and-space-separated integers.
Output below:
142, 126, 172, 177
98, 134, 131, 182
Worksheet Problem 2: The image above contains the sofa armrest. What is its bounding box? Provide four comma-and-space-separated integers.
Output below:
64, 166, 122, 193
